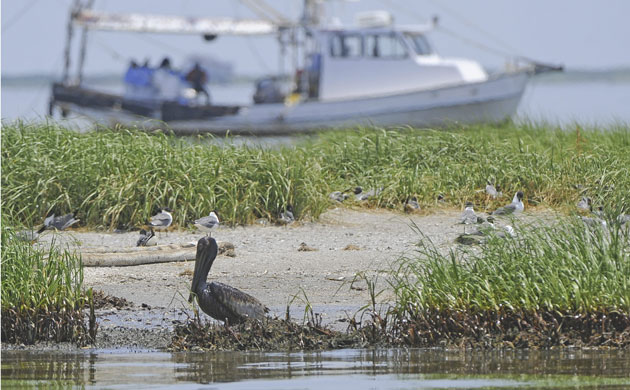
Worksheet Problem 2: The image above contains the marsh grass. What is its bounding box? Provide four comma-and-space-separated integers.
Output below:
1, 222, 94, 344
384, 216, 630, 348
2, 121, 629, 229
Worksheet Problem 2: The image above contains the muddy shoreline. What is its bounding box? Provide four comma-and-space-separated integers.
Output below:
7, 207, 624, 352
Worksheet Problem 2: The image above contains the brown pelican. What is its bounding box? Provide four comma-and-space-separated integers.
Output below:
189, 236, 268, 324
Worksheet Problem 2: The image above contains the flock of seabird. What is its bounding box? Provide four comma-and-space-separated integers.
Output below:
14, 181, 628, 324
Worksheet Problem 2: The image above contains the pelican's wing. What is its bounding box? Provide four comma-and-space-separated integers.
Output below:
209, 281, 268, 321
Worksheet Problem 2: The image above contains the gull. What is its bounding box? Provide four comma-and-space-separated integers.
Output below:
44, 211, 80, 231
148, 207, 173, 235
194, 211, 220, 233
404, 196, 420, 213
353, 186, 368, 201
16, 225, 47, 243
577, 197, 592, 211
354, 186, 382, 201
492, 191, 524, 216
136, 228, 156, 247
278, 205, 295, 225
329, 191, 348, 203
460, 202, 478, 224
485, 180, 502, 199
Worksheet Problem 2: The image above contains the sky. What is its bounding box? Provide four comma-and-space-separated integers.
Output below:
2, 0, 630, 78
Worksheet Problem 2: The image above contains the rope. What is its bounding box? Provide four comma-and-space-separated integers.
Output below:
422, 0, 522, 55
379, 0, 527, 61
2, 0, 40, 33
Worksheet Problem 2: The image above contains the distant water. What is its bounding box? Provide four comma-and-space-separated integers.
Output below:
2, 73, 629, 127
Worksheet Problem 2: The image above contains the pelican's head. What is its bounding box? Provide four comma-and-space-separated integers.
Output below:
189, 236, 218, 303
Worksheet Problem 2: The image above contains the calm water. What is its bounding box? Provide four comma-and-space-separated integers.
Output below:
2, 76, 629, 127
2, 348, 629, 389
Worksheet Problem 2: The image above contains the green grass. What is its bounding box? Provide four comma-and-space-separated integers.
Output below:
1, 221, 92, 344
392, 217, 630, 315
2, 121, 629, 229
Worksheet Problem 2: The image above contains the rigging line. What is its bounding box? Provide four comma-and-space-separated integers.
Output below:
249, 0, 290, 24
243, 36, 271, 73
421, 0, 522, 55
1, 0, 40, 33
90, 36, 128, 63
239, 0, 280, 23
24, 54, 65, 117
437, 25, 515, 60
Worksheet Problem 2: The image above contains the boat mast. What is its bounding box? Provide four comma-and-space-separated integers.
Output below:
76, 0, 95, 85
62, 0, 81, 84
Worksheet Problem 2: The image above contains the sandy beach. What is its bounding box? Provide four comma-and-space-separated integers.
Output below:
25, 206, 528, 350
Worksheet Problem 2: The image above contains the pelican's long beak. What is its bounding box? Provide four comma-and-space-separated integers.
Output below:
189, 236, 218, 303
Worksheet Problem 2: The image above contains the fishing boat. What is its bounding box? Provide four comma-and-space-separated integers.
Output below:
49, 1, 561, 135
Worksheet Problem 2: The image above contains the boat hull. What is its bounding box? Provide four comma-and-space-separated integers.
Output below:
52, 71, 530, 135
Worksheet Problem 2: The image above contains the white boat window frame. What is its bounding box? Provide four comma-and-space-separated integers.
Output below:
403, 32, 434, 56
329, 33, 364, 58
363, 32, 409, 60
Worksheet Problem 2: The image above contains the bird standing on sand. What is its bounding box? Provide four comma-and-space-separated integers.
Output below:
194, 211, 220, 233
16, 225, 47, 243
278, 205, 295, 225
136, 228, 155, 247
404, 196, 420, 213
460, 202, 478, 224
189, 236, 268, 324
492, 191, 524, 216
44, 211, 80, 231
148, 207, 173, 235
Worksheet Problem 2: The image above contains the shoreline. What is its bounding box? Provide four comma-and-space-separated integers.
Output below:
4, 208, 472, 351
4, 207, 628, 352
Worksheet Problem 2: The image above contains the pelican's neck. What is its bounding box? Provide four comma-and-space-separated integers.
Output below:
190, 238, 218, 301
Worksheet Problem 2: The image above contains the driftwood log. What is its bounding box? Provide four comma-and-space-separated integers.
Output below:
78, 241, 234, 267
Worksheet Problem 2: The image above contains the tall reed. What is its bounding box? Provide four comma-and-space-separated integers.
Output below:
2, 121, 628, 229
392, 217, 630, 315
1, 220, 92, 343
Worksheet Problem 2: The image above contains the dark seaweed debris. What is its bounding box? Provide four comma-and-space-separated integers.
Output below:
170, 307, 630, 351
91, 290, 133, 310
1, 306, 93, 345
382, 308, 630, 349
170, 316, 369, 351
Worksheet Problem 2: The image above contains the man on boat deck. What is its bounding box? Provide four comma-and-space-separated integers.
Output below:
185, 62, 210, 104
152, 57, 183, 102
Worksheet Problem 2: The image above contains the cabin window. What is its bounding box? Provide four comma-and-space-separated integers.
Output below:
365, 33, 407, 59
406, 33, 433, 55
329, 34, 363, 58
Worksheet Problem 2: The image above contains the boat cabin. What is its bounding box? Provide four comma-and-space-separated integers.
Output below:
308, 26, 488, 101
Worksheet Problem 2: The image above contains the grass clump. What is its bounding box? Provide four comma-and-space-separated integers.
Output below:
1, 122, 330, 229
386, 218, 630, 348
2, 121, 629, 229
1, 222, 95, 345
